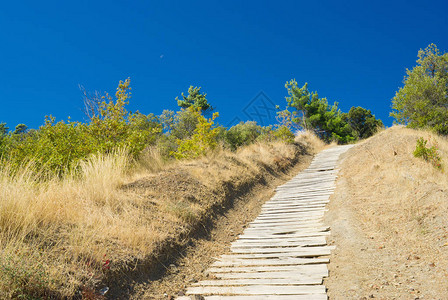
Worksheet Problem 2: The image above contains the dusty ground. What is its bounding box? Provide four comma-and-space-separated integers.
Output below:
325, 127, 448, 300
129, 155, 314, 299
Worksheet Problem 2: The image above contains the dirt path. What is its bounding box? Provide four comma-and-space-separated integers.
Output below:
325, 129, 448, 299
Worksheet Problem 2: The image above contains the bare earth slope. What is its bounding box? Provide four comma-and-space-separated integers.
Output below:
325, 126, 448, 299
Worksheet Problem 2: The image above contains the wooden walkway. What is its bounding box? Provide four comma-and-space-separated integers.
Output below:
178, 145, 353, 300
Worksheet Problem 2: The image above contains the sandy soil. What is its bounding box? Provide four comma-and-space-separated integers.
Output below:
325, 128, 448, 300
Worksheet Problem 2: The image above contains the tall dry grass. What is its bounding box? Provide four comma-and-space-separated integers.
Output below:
0, 134, 321, 298
0, 149, 150, 298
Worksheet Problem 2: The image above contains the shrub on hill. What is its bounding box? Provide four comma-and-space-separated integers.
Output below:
391, 44, 448, 134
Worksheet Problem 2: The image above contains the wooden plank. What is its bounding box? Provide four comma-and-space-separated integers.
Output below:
261, 205, 327, 212
261, 202, 329, 208
220, 248, 331, 259
255, 213, 325, 220
230, 245, 334, 254
193, 278, 322, 286
247, 221, 324, 228
212, 272, 326, 280
250, 216, 323, 225
247, 222, 324, 229
211, 257, 329, 267
240, 228, 330, 235
186, 285, 326, 295
231, 239, 326, 248
208, 264, 328, 275
258, 207, 327, 215
208, 263, 327, 273
237, 232, 330, 239
204, 295, 327, 300
243, 226, 329, 234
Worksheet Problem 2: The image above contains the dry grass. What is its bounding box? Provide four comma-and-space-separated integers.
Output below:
0, 133, 321, 298
335, 125, 448, 297
295, 129, 326, 152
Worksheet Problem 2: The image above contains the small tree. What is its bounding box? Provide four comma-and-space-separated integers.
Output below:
13, 124, 28, 135
391, 44, 448, 134
172, 107, 220, 159
176, 86, 213, 114
284, 79, 355, 143
343, 106, 383, 139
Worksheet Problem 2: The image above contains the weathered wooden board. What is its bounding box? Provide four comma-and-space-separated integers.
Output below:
231, 240, 326, 249
220, 248, 331, 259
186, 285, 326, 295
236, 232, 331, 240
192, 278, 323, 286
208, 264, 328, 274
211, 257, 330, 267
230, 246, 334, 254
203, 295, 328, 300
211, 271, 326, 280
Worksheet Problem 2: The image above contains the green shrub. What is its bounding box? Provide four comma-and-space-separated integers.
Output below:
172, 108, 220, 159
273, 125, 295, 143
225, 121, 263, 150
413, 137, 442, 169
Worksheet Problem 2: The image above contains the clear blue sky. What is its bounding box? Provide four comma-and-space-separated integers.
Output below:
1, 0, 447, 130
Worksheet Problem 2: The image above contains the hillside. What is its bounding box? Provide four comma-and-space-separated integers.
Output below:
325, 126, 448, 298
0, 133, 325, 299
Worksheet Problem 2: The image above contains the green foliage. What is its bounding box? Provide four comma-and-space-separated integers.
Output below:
13, 124, 28, 135
176, 86, 213, 114
171, 108, 200, 140
172, 108, 220, 159
284, 80, 355, 144
343, 106, 384, 139
413, 137, 442, 169
1, 79, 162, 175
391, 44, 448, 134
0, 123, 8, 136
4, 117, 95, 175
0, 123, 8, 157
273, 125, 295, 143
225, 121, 263, 150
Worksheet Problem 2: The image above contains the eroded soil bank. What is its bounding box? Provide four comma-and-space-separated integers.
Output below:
128, 156, 314, 299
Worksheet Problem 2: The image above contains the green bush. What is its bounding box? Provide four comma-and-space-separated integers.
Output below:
172, 108, 220, 159
413, 137, 442, 169
273, 125, 295, 143
224, 121, 263, 150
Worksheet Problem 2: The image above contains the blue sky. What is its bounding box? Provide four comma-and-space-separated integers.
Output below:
1, 0, 447, 130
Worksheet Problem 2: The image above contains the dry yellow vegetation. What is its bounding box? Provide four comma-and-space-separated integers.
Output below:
0, 132, 324, 299
326, 126, 448, 298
